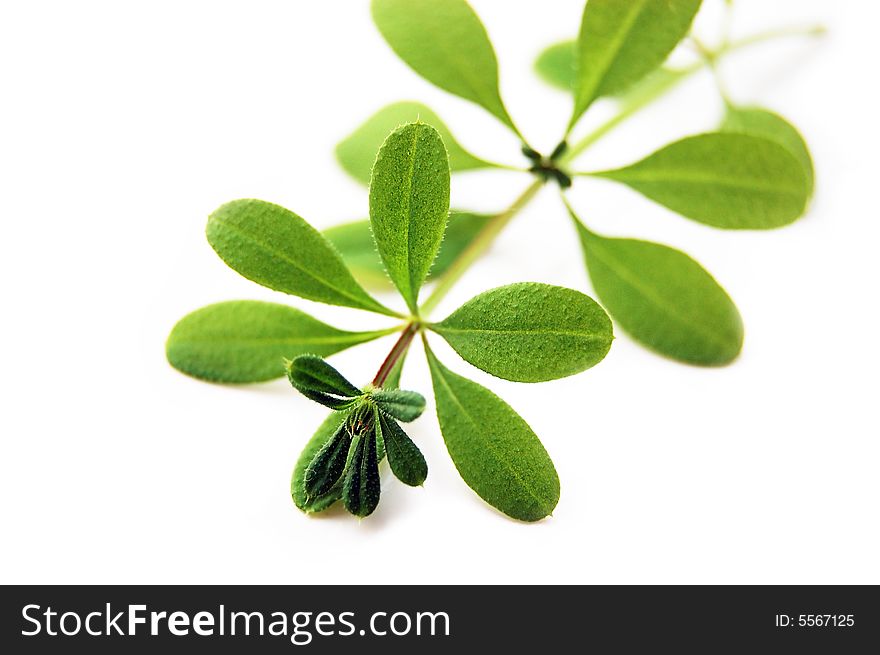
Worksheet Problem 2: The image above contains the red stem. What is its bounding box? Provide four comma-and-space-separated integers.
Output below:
372, 323, 418, 387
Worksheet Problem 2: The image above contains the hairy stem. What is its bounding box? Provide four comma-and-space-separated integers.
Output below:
372, 322, 418, 387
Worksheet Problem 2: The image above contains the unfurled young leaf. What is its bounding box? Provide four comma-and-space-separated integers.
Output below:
585, 133, 809, 229
570, 212, 743, 366
207, 199, 398, 316
292, 412, 346, 514
336, 101, 498, 185
343, 426, 381, 518
324, 211, 492, 290
303, 422, 350, 499
376, 410, 427, 487
371, 389, 426, 422
371, 0, 520, 135
166, 301, 395, 383
286, 355, 364, 410
534, 40, 577, 91
369, 122, 450, 313
432, 282, 613, 383
570, 0, 701, 128
425, 345, 560, 522
722, 106, 814, 197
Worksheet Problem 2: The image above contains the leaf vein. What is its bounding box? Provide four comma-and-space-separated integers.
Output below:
432, 363, 553, 516
585, 241, 734, 351
214, 218, 375, 310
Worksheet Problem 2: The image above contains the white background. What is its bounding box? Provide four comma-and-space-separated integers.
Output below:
2, 0, 877, 584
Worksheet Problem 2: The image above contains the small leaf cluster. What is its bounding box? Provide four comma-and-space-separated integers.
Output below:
353, 0, 813, 366
167, 118, 612, 521
167, 0, 818, 522
287, 356, 426, 517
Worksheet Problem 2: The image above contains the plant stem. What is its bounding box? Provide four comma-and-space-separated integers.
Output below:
719, 24, 826, 54
372, 322, 418, 387
413, 22, 825, 320
559, 65, 699, 166
418, 179, 544, 316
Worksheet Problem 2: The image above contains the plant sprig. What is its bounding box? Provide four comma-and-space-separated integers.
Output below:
167, 0, 822, 522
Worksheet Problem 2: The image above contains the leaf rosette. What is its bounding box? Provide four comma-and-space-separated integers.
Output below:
166, 0, 820, 522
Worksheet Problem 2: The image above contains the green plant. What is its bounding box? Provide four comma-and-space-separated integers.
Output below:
166, 0, 820, 521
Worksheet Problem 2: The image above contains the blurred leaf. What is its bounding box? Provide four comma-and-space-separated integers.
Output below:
571, 0, 701, 128
207, 199, 398, 315
166, 301, 394, 383
614, 66, 688, 108
571, 212, 743, 365
322, 220, 388, 288
587, 133, 809, 229
324, 211, 491, 290
337, 101, 497, 185
535, 38, 686, 106
425, 345, 559, 522
723, 106, 814, 197
371, 0, 519, 134
369, 123, 450, 313
433, 282, 613, 382
428, 211, 491, 277
534, 39, 576, 91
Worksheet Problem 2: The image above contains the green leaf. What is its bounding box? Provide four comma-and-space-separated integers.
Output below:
425, 345, 560, 522
586, 133, 809, 229
571, 214, 743, 366
371, 389, 426, 422
535, 38, 687, 105
321, 220, 389, 289
376, 410, 427, 487
371, 0, 519, 134
534, 40, 576, 91
324, 211, 491, 290
428, 211, 491, 278
292, 412, 346, 514
207, 199, 398, 316
286, 355, 364, 410
303, 421, 350, 499
166, 301, 395, 383
722, 106, 814, 198
336, 101, 497, 185
571, 0, 701, 128
369, 122, 450, 313
342, 429, 381, 518
615, 66, 688, 109
432, 282, 613, 383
